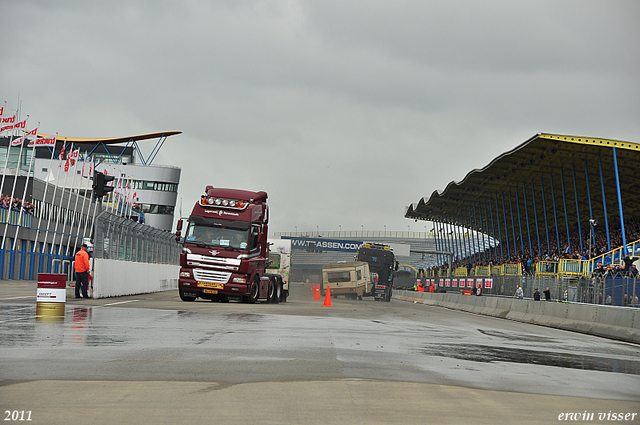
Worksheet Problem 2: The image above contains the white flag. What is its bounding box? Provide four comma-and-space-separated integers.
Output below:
0, 114, 16, 125
11, 127, 38, 146
28, 135, 57, 148
0, 118, 26, 135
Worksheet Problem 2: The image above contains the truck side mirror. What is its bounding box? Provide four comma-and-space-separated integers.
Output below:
175, 220, 183, 242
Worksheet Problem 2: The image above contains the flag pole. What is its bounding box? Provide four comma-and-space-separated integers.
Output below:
44, 137, 67, 269
32, 133, 58, 262
12, 125, 38, 251
71, 151, 90, 257
1, 111, 28, 250
62, 147, 82, 259
58, 144, 80, 262
0, 102, 18, 202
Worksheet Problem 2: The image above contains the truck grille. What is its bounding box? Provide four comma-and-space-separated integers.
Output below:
193, 269, 232, 284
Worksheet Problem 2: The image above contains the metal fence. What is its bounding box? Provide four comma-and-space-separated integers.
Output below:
93, 209, 180, 265
429, 274, 639, 307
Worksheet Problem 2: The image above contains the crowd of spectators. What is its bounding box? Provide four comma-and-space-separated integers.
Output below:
1, 194, 35, 214
428, 217, 640, 278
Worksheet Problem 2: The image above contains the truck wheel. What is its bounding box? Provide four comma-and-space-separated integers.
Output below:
266, 277, 276, 303
245, 277, 259, 304
385, 288, 392, 302
358, 295, 362, 300
179, 289, 196, 302
272, 278, 281, 304
281, 289, 288, 303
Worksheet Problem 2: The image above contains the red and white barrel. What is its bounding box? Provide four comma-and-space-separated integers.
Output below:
36, 273, 67, 321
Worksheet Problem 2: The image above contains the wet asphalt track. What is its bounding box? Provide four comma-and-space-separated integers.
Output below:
1, 281, 639, 424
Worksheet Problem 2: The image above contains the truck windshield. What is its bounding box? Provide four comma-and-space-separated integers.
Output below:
185, 223, 249, 250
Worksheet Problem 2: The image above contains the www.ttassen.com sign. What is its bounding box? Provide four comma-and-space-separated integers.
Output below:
288, 237, 363, 252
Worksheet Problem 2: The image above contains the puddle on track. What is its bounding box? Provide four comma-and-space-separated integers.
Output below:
419, 343, 640, 375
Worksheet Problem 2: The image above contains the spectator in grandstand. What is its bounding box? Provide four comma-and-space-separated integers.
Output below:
605, 294, 612, 305
622, 294, 629, 306
632, 294, 639, 308
630, 265, 639, 278
593, 262, 605, 277
623, 254, 634, 273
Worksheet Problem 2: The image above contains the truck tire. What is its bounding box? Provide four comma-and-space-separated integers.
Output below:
179, 289, 196, 302
272, 277, 281, 304
265, 276, 277, 304
385, 288, 392, 302
244, 276, 259, 304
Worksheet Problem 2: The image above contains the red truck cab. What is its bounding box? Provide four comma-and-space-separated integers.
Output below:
177, 186, 280, 303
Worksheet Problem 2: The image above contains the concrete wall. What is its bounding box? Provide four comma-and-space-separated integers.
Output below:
91, 259, 178, 299
394, 290, 640, 344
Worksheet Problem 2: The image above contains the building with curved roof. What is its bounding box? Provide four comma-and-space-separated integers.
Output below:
405, 133, 640, 263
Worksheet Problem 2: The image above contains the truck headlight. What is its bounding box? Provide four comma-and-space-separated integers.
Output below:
232, 277, 247, 283
180, 271, 191, 278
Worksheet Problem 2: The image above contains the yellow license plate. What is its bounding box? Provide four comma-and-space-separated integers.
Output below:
198, 282, 224, 289
203, 289, 218, 294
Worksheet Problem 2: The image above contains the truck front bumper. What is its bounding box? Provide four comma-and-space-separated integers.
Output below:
179, 268, 251, 297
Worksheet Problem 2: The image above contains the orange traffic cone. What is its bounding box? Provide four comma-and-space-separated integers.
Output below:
322, 285, 332, 307
314, 284, 321, 301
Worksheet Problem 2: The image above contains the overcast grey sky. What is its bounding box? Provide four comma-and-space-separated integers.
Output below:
2, 0, 639, 235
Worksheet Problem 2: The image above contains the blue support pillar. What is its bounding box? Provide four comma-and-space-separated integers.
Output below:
464, 209, 474, 263
598, 154, 611, 252
571, 163, 583, 254
9, 239, 15, 279
584, 159, 596, 248
612, 147, 627, 252
514, 186, 525, 256
540, 178, 551, 254
452, 215, 460, 263
531, 181, 542, 257
433, 219, 441, 265
19, 239, 26, 280
466, 211, 474, 263
523, 182, 533, 256
446, 219, 456, 264
494, 194, 504, 261
478, 202, 487, 261
440, 218, 447, 265
559, 168, 572, 255
501, 193, 511, 260
442, 219, 451, 262
484, 202, 493, 261
549, 173, 561, 255
473, 203, 483, 263
508, 191, 518, 258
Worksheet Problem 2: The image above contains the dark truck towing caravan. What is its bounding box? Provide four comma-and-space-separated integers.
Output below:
176, 186, 287, 303
356, 242, 398, 302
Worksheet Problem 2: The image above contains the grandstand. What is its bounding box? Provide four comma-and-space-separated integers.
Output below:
404, 133, 640, 306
